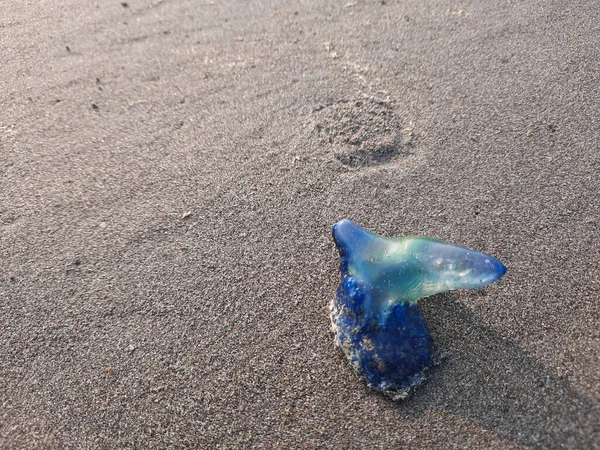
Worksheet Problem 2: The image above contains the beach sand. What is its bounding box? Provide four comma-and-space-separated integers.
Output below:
1, 0, 599, 448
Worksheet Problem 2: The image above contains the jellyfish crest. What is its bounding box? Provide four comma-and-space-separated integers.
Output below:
332, 219, 506, 323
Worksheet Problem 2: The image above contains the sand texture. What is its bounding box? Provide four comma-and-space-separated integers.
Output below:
1, 0, 599, 448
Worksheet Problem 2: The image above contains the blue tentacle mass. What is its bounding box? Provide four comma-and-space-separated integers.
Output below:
330, 219, 507, 400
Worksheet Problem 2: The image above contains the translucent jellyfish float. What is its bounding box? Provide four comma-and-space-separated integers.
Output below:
330, 219, 507, 400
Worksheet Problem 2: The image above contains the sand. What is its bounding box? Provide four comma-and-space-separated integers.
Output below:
1, 0, 599, 448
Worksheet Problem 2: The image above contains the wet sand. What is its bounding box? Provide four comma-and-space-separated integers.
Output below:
1, 0, 599, 448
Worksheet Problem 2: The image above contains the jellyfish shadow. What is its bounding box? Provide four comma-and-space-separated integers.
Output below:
393, 294, 599, 449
